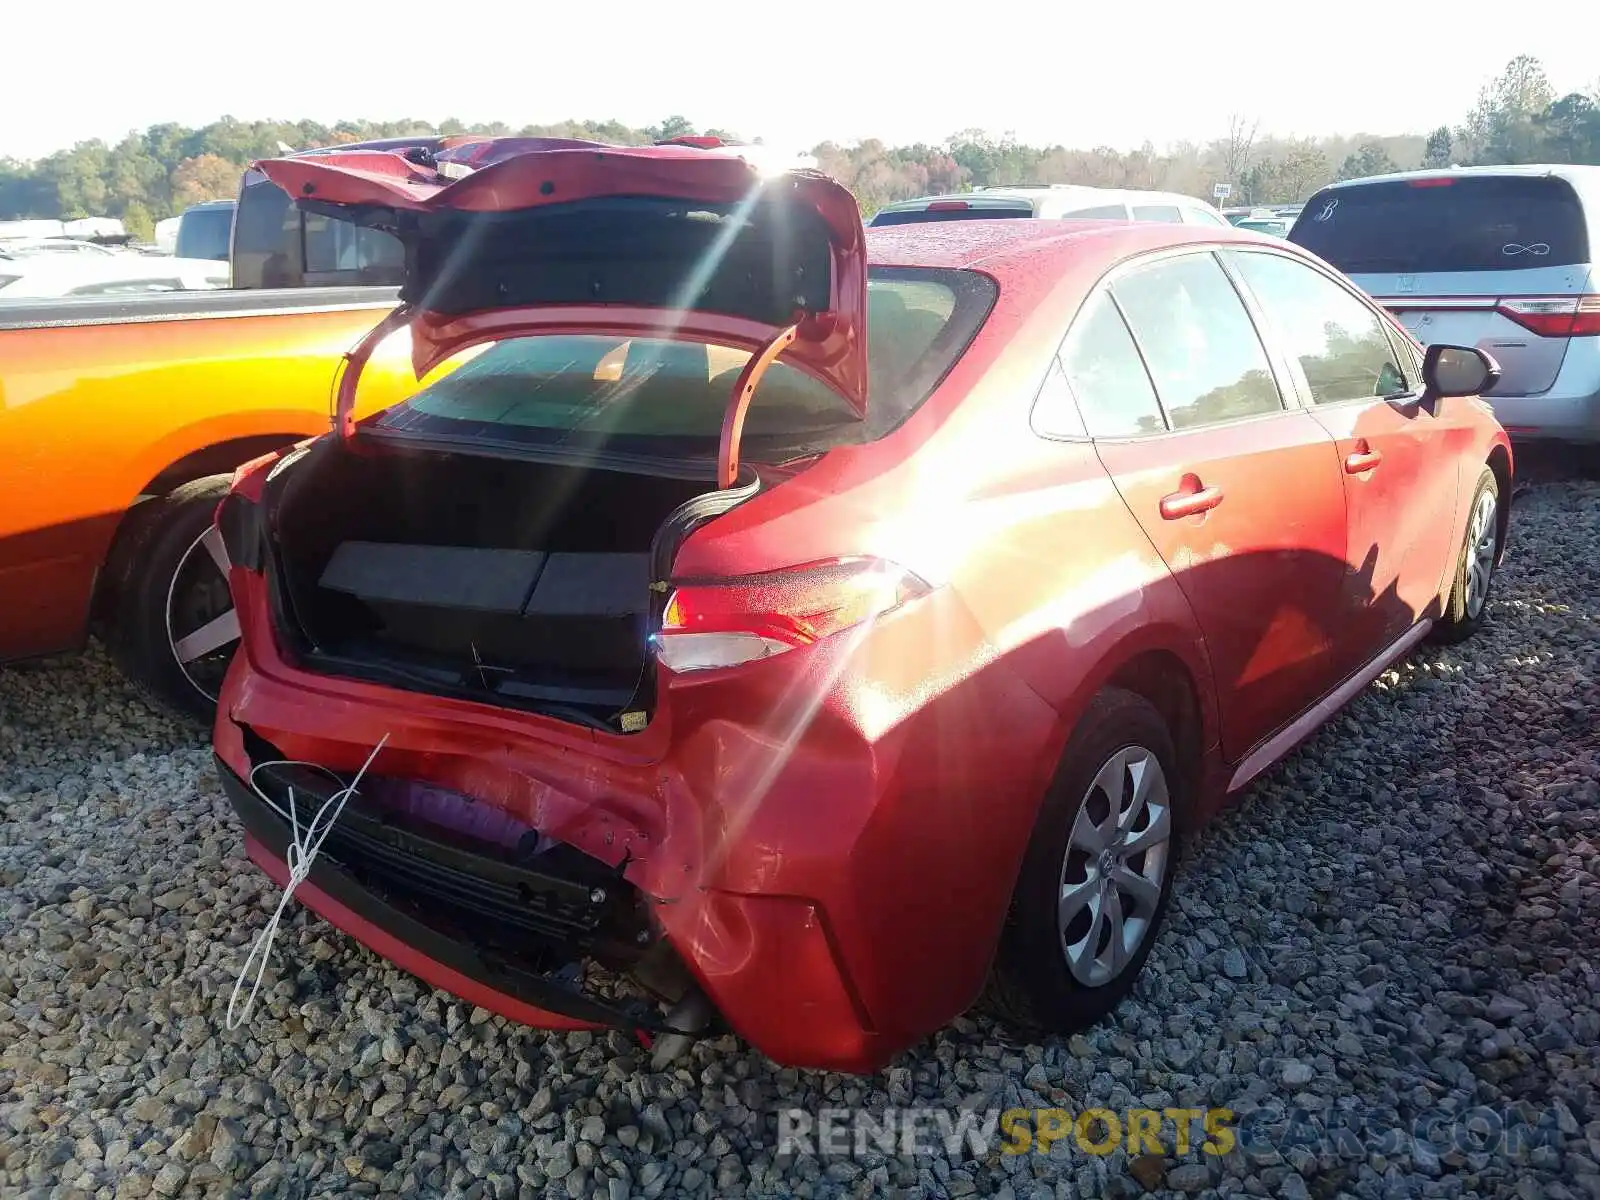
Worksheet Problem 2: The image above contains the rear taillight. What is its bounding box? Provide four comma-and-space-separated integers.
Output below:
925, 200, 971, 212
1496, 295, 1600, 338
228, 450, 282, 497
653, 558, 930, 673
215, 491, 263, 573
217, 448, 294, 570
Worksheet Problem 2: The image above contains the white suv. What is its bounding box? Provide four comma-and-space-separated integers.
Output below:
869, 184, 1232, 228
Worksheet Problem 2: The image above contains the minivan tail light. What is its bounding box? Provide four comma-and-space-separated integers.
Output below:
653, 558, 930, 673
925, 201, 971, 212
1496, 295, 1600, 338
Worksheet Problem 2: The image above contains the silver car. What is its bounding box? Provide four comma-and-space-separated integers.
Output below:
1289, 165, 1600, 444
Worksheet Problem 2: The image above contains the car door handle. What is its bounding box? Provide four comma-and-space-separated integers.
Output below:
1159, 484, 1224, 520
1344, 449, 1384, 473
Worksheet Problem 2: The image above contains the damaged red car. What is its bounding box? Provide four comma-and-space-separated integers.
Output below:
212, 138, 1513, 1073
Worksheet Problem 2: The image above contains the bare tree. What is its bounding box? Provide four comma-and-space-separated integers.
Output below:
1218, 114, 1260, 186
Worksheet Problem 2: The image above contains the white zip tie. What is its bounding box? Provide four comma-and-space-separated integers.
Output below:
226, 733, 390, 1031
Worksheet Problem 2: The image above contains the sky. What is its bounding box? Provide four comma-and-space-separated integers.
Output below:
4, 2, 1598, 162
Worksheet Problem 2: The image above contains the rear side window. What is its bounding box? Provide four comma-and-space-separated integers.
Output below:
1056, 291, 1165, 438
1066, 205, 1128, 219
1290, 176, 1591, 273
1111, 253, 1284, 429
370, 267, 998, 458
869, 206, 1032, 226
1132, 205, 1182, 223
1230, 251, 1410, 403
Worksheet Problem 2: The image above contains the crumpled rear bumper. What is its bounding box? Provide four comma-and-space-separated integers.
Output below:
213, 566, 1063, 1072
217, 754, 653, 1035
212, 715, 894, 1071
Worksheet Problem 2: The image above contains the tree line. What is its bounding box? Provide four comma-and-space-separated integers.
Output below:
2, 55, 1596, 241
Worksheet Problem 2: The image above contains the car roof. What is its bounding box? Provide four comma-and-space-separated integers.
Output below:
866, 216, 1275, 275
876, 184, 1207, 211
1324, 163, 1600, 191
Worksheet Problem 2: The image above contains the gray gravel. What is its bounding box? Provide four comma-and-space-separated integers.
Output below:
2, 474, 1597, 1200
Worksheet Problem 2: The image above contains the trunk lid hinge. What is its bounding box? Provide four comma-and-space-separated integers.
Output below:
717, 319, 802, 489
332, 302, 416, 439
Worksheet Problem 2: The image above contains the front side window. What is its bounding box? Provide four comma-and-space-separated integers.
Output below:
1229, 250, 1409, 403
1184, 206, 1232, 228
1056, 291, 1165, 438
1110, 253, 1283, 429
1066, 204, 1128, 220
1132, 205, 1183, 223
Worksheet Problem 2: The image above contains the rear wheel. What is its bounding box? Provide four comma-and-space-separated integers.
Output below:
980, 688, 1182, 1037
107, 475, 240, 722
1430, 467, 1500, 645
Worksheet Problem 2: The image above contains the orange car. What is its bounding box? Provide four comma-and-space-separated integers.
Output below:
0, 288, 430, 717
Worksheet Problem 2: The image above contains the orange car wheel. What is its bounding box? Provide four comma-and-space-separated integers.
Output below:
106, 475, 240, 722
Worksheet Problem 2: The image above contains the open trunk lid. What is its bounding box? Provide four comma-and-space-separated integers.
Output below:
253, 141, 868, 482
1290, 173, 1597, 397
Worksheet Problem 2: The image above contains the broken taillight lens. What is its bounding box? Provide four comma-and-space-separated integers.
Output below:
653, 558, 930, 673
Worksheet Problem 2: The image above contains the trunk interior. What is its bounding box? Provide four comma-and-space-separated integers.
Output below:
268, 439, 731, 727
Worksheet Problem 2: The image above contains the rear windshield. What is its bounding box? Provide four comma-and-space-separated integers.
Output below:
869, 207, 1032, 226
232, 175, 405, 289
174, 206, 234, 262
368, 267, 997, 461
1290, 176, 1591, 273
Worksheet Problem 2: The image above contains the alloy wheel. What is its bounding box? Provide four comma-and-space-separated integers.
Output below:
164, 524, 240, 704
1464, 488, 1499, 620
1059, 745, 1173, 988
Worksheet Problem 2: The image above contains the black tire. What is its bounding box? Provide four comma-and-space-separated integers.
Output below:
106, 474, 238, 724
1429, 467, 1500, 646
980, 687, 1184, 1038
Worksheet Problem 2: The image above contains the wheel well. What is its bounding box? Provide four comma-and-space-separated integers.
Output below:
1105, 650, 1204, 828
1486, 445, 1512, 564
138, 434, 308, 500
90, 433, 308, 629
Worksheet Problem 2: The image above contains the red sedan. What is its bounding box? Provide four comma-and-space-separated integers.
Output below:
211, 140, 1513, 1073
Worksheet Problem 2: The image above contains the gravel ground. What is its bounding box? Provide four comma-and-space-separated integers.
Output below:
1, 473, 1596, 1200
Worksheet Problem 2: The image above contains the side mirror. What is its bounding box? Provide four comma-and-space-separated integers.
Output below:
1421, 344, 1501, 409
